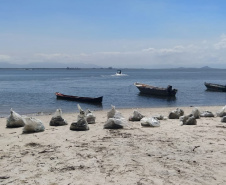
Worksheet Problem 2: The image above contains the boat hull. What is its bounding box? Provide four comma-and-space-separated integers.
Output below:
134, 83, 177, 97
55, 92, 103, 103
204, 82, 226, 92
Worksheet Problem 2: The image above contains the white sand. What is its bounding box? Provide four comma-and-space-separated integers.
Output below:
0, 106, 226, 185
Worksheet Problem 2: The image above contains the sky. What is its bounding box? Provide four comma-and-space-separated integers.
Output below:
0, 0, 226, 68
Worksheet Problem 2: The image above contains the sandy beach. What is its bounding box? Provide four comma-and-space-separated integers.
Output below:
0, 106, 226, 185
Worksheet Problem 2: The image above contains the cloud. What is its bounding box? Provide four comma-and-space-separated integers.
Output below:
214, 34, 226, 49
0, 54, 11, 61
1, 35, 226, 68
35, 53, 71, 60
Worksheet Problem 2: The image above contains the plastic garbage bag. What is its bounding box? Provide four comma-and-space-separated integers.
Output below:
104, 106, 127, 129
200, 111, 214, 117
179, 114, 197, 126
23, 117, 45, 133
6, 109, 25, 128
221, 116, 226, 123
86, 109, 96, 124
141, 117, 160, 127
129, 110, 144, 121
49, 109, 68, 126
77, 104, 86, 119
153, 115, 166, 120
107, 105, 116, 119
169, 108, 184, 119
191, 107, 201, 119
104, 118, 125, 129
70, 104, 89, 131
216, 106, 226, 117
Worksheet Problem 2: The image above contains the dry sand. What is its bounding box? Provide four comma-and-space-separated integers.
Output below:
0, 106, 226, 185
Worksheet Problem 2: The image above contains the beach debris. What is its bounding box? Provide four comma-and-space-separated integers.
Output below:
70, 104, 89, 131
200, 111, 215, 117
49, 109, 68, 126
168, 108, 184, 119
191, 107, 201, 119
107, 105, 116, 119
23, 117, 45, 133
221, 116, 226, 123
129, 110, 144, 121
179, 114, 197, 126
104, 118, 124, 129
104, 106, 127, 129
141, 117, 160, 127
216, 106, 226, 117
153, 115, 166, 120
6, 108, 26, 128
86, 109, 96, 124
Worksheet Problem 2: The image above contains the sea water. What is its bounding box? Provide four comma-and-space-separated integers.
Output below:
0, 68, 226, 117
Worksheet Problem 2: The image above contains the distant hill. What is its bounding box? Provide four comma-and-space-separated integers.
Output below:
0, 62, 101, 68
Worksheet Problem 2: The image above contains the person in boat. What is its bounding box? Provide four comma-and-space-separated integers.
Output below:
117, 70, 121, 74
167, 85, 172, 95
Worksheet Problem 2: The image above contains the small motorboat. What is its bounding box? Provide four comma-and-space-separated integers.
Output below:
112, 70, 127, 76
134, 82, 177, 97
55, 92, 103, 103
116, 70, 122, 75
204, 82, 226, 92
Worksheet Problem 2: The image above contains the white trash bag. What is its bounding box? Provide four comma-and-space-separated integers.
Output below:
141, 117, 160, 127
107, 105, 116, 119
70, 104, 89, 131
179, 114, 197, 126
191, 107, 201, 119
23, 117, 45, 133
6, 109, 25, 128
49, 109, 68, 126
216, 106, 226, 117
104, 106, 127, 129
129, 110, 144, 121
200, 111, 214, 117
86, 109, 96, 124
168, 108, 184, 119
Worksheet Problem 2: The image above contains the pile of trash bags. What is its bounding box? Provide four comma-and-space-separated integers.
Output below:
6, 108, 45, 133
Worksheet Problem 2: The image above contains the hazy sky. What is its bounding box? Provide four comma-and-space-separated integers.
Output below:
1, 0, 226, 68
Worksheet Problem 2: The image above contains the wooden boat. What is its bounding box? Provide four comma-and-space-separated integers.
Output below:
55, 92, 103, 103
134, 82, 177, 97
204, 82, 226, 92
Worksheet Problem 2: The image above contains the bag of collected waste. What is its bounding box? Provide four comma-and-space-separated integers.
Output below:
168, 108, 184, 119
153, 115, 166, 120
6, 109, 25, 128
107, 105, 116, 119
70, 104, 89, 131
216, 106, 226, 117
179, 114, 197, 126
221, 116, 226, 123
129, 110, 144, 121
23, 117, 45, 133
191, 107, 201, 119
86, 109, 96, 124
200, 111, 214, 117
104, 108, 127, 129
104, 118, 124, 129
141, 117, 160, 127
49, 109, 68, 126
